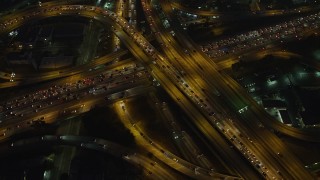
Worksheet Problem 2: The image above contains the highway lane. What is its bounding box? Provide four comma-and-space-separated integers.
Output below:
102, 2, 261, 178
0, 0, 86, 18
9, 135, 176, 179
159, 104, 202, 166
128, 0, 138, 27
165, 1, 316, 179
0, 16, 242, 179
0, 61, 152, 139
115, 100, 240, 179
0, 0, 292, 155
0, 50, 128, 80
0, 58, 135, 101
219, 73, 317, 179
112, 0, 124, 51
143, 1, 267, 179
126, 153, 179, 179
165, 0, 318, 179
150, 96, 197, 164
201, 13, 320, 62
144, 2, 256, 174
0, 4, 238, 179
116, 100, 199, 179
199, 28, 320, 72
149, 92, 215, 169
0, 80, 153, 143
0, 3, 318, 179
51, 117, 81, 180
109, 20, 245, 178
146, 0, 316, 179
0, 61, 143, 119
1, 76, 150, 122
170, 1, 320, 18
213, 47, 303, 70
150, 68, 256, 179
114, 17, 256, 177
214, 62, 320, 178
98, 14, 247, 177
0, 51, 129, 88
164, 0, 320, 140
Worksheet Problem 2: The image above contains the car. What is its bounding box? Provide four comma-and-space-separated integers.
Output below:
277, 171, 283, 176
262, 172, 267, 177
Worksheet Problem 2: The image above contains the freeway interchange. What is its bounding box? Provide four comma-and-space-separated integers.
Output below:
0, 1, 320, 179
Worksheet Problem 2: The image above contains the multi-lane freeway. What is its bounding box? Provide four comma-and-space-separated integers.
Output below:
0, 1, 319, 179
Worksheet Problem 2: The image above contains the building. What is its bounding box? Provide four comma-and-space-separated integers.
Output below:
262, 99, 292, 125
